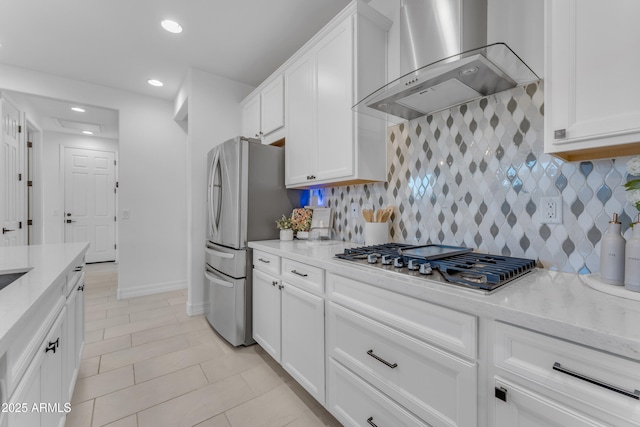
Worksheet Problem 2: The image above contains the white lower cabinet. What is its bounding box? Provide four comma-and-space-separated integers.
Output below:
63, 274, 84, 402
252, 269, 282, 362
492, 321, 640, 427
327, 358, 428, 427
327, 302, 476, 426
494, 378, 608, 427
281, 282, 325, 404
252, 252, 326, 404
9, 310, 66, 427
5, 252, 86, 427
326, 273, 478, 427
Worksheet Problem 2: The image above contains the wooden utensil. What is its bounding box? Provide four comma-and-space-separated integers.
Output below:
362, 208, 373, 222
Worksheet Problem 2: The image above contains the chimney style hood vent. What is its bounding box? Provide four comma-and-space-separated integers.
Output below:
354, 0, 540, 121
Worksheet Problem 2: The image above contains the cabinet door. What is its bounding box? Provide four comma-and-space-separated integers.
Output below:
494, 379, 609, 427
545, 0, 640, 159
285, 52, 316, 187
9, 311, 65, 427
315, 18, 354, 182
40, 317, 65, 427
281, 282, 325, 404
242, 95, 261, 140
252, 269, 281, 362
261, 75, 285, 136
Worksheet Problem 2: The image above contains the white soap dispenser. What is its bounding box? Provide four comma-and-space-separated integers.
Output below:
600, 213, 625, 285
625, 214, 640, 292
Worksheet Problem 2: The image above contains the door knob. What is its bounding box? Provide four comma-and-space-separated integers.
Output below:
2, 228, 15, 234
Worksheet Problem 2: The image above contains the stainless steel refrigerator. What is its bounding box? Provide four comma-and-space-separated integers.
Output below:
205, 136, 297, 346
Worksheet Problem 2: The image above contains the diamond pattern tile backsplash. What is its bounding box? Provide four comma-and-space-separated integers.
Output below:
319, 82, 638, 273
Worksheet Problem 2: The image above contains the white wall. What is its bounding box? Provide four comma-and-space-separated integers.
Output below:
178, 68, 254, 315
0, 63, 188, 298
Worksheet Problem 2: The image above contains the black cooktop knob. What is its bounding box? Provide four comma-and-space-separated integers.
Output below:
393, 257, 405, 268
367, 254, 378, 264
407, 259, 420, 271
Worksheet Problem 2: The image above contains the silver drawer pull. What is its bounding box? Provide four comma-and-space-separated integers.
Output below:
258, 258, 271, 264
553, 362, 640, 400
367, 417, 378, 427
367, 349, 398, 369
291, 269, 308, 277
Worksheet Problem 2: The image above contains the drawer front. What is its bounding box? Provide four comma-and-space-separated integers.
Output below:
252, 250, 281, 276
328, 302, 477, 427
494, 321, 640, 422
494, 378, 610, 427
281, 258, 324, 295
327, 358, 428, 427
328, 273, 477, 358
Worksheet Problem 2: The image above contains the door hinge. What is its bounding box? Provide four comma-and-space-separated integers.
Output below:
18, 173, 22, 181
27, 141, 33, 148
27, 180, 33, 187
114, 244, 117, 249
27, 219, 33, 226
114, 160, 117, 165
114, 216, 117, 222
18, 125, 22, 133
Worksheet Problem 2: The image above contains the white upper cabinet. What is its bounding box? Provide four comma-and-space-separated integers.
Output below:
544, 0, 640, 161
241, 75, 285, 145
284, 1, 390, 188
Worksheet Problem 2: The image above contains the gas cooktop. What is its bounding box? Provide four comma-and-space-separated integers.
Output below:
335, 243, 537, 293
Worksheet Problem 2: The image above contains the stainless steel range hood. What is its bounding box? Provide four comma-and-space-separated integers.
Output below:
354, 0, 540, 121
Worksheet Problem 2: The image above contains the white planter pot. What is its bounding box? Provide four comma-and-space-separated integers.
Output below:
280, 229, 294, 241
296, 231, 309, 240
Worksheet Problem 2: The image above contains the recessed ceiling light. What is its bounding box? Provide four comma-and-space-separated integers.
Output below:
71, 107, 85, 113
82, 131, 94, 135
147, 79, 164, 87
161, 20, 182, 34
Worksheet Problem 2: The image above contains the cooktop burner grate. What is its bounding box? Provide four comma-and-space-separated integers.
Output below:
335, 243, 536, 293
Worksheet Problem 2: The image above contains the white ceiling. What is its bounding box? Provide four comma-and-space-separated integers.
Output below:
0, 0, 353, 138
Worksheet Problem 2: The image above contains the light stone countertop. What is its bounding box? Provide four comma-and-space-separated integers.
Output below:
249, 239, 640, 362
0, 243, 89, 354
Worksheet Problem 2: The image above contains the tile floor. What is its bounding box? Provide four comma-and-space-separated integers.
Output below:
65, 263, 341, 427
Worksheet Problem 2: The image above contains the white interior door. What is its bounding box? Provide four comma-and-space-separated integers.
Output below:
1, 95, 24, 247
64, 147, 116, 262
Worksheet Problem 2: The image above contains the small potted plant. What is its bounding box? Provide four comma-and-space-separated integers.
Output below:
291, 208, 313, 239
275, 214, 293, 241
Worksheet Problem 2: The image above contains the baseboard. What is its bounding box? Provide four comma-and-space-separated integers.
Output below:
187, 300, 208, 316
117, 280, 187, 300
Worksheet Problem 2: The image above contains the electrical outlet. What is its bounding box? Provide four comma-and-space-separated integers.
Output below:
541, 196, 562, 224
350, 203, 358, 218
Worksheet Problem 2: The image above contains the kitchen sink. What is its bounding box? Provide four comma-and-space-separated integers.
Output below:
0, 268, 31, 291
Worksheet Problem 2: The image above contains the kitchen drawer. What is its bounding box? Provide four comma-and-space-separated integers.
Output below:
327, 273, 477, 358
328, 302, 477, 427
252, 250, 281, 276
65, 267, 84, 297
327, 358, 428, 427
281, 258, 324, 295
494, 321, 640, 423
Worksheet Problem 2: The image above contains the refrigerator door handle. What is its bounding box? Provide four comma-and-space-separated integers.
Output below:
208, 149, 222, 237
204, 270, 234, 288
205, 244, 235, 259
